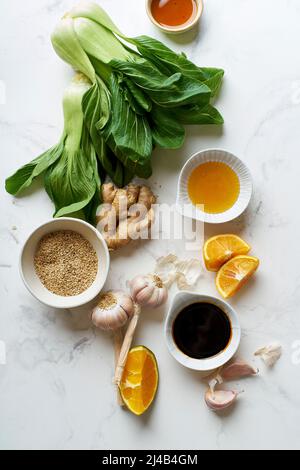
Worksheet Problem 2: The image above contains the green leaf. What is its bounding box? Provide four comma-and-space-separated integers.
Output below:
44, 130, 98, 219
173, 104, 224, 125
5, 142, 63, 195
83, 189, 101, 225
105, 133, 152, 179
150, 105, 185, 149
130, 36, 224, 97
201, 68, 224, 98
100, 74, 153, 169
123, 77, 152, 113
82, 78, 133, 187
110, 58, 211, 107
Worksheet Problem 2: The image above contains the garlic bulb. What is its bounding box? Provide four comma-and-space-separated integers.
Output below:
205, 389, 240, 411
92, 290, 134, 331
129, 274, 168, 308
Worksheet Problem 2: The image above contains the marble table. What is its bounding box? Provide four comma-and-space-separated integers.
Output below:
1, 0, 300, 450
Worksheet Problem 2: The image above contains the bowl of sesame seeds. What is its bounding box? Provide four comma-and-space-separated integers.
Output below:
20, 218, 110, 309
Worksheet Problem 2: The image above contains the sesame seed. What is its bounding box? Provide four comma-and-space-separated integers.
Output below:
34, 230, 98, 297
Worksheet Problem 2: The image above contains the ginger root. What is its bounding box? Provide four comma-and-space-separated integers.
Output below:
97, 183, 157, 250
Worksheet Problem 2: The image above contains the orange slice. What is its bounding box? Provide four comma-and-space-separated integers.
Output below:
119, 346, 158, 416
216, 255, 259, 299
204, 234, 251, 271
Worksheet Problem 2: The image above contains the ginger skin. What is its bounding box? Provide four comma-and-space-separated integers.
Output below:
97, 183, 156, 250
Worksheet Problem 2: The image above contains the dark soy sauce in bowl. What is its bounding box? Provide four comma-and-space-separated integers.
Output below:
172, 302, 232, 359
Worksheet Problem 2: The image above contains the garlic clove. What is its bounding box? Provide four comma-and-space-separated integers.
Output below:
135, 284, 155, 306
176, 259, 202, 290
147, 286, 161, 308
205, 389, 240, 411
156, 287, 168, 307
154, 254, 178, 287
221, 358, 258, 381
155, 254, 202, 290
129, 275, 148, 299
115, 290, 134, 318
208, 377, 220, 393
254, 343, 282, 367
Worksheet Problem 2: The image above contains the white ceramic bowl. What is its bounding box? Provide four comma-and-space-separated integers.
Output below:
176, 148, 253, 224
165, 291, 241, 371
146, 0, 203, 34
20, 218, 110, 309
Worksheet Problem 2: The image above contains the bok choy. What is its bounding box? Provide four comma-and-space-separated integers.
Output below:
6, 73, 102, 224
6, 1, 225, 225
51, 1, 224, 180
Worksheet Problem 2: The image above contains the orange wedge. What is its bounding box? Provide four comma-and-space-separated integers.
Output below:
204, 234, 251, 271
119, 346, 158, 416
216, 255, 259, 299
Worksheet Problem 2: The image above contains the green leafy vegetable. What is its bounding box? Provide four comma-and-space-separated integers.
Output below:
5, 143, 63, 195
6, 73, 102, 224
99, 74, 153, 178
82, 77, 133, 187
173, 104, 224, 126
128, 36, 224, 98
150, 105, 185, 149
52, 2, 224, 186
6, 2, 225, 226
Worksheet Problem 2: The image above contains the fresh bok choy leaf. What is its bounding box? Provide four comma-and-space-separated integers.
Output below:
6, 73, 102, 224
51, 1, 224, 183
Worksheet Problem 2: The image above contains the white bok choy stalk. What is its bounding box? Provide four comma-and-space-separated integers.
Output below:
6, 73, 101, 224
51, 14, 136, 185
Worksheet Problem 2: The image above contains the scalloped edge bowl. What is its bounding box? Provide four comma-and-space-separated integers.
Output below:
176, 148, 253, 224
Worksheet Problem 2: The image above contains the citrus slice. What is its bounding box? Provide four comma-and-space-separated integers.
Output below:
204, 234, 251, 271
216, 255, 259, 299
119, 346, 158, 416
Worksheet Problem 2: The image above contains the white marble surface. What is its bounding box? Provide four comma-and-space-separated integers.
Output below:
1, 0, 300, 450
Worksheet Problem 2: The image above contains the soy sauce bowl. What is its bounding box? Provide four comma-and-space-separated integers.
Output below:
165, 292, 241, 372
146, 0, 203, 34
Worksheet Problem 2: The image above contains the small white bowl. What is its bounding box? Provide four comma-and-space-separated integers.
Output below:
176, 148, 253, 224
146, 0, 203, 34
20, 218, 110, 309
165, 291, 241, 371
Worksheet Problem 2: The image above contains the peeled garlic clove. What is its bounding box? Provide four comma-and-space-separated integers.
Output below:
154, 254, 202, 290
221, 358, 258, 381
129, 274, 168, 308
92, 290, 134, 331
175, 259, 202, 290
205, 389, 239, 411
255, 343, 282, 367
